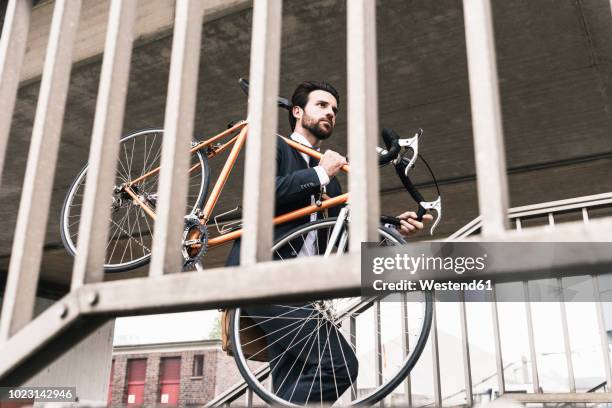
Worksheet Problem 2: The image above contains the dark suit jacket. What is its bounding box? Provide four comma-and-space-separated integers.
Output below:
225, 136, 342, 266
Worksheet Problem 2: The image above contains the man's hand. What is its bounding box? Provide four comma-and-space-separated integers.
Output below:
397, 211, 434, 236
319, 150, 347, 178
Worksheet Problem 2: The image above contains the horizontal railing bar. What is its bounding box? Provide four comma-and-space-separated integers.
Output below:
0, 292, 109, 384
459, 217, 612, 242
77, 223, 612, 315
511, 200, 612, 219
205, 365, 270, 407
508, 192, 612, 215
449, 193, 612, 240
500, 393, 612, 403
447, 220, 482, 240
587, 380, 607, 393
80, 255, 362, 315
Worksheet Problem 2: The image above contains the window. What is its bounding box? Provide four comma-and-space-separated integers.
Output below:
192, 355, 204, 377
159, 357, 181, 405
125, 359, 146, 406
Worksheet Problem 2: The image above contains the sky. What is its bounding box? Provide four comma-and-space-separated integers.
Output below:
113, 310, 219, 346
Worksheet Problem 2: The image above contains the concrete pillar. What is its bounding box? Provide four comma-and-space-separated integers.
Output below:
1, 296, 116, 405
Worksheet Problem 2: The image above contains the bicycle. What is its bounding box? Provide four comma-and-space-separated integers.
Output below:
60, 79, 442, 406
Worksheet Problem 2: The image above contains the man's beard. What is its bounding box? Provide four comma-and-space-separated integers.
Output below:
302, 113, 333, 140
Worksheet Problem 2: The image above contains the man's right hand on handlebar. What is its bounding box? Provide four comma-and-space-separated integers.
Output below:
319, 150, 347, 178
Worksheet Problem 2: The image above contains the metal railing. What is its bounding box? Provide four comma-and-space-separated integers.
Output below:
437, 192, 612, 406
206, 192, 612, 407
0, 1, 611, 406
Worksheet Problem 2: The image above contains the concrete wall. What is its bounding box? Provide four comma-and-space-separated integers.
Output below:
0, 0, 610, 290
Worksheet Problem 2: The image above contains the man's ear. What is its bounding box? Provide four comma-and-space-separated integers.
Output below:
292, 105, 302, 122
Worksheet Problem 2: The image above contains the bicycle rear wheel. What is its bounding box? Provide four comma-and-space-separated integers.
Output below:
229, 218, 433, 406
60, 128, 210, 273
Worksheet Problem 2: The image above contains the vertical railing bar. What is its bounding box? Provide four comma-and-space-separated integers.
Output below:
459, 291, 474, 406
374, 300, 384, 407
523, 281, 540, 393
70, 0, 138, 289
490, 287, 506, 396
548, 212, 555, 226
349, 315, 357, 401
462, 0, 510, 236
401, 293, 413, 408
246, 387, 253, 408
431, 297, 443, 407
593, 275, 612, 387
149, 0, 204, 276
582, 208, 589, 224
347, 0, 380, 248
0, 0, 82, 342
0, 0, 32, 185
515, 218, 522, 231
557, 277, 576, 392
239, 0, 282, 266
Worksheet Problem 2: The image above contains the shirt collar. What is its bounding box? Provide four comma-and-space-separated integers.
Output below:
290, 132, 319, 151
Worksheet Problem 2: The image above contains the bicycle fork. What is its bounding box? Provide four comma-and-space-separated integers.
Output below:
324, 205, 350, 257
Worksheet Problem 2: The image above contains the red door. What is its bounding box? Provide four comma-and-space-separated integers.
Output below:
159, 357, 181, 406
125, 359, 146, 406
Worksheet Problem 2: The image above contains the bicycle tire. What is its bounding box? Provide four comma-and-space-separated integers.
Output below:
60, 128, 210, 273
229, 217, 433, 406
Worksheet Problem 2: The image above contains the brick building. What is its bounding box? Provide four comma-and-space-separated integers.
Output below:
108, 339, 247, 407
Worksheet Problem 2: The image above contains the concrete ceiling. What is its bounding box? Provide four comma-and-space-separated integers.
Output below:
0, 0, 610, 295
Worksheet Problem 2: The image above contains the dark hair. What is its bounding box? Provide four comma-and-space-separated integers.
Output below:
289, 81, 340, 131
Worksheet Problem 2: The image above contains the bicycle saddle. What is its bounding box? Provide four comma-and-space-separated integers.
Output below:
239, 78, 292, 111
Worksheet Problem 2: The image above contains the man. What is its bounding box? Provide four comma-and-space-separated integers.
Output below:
226, 81, 432, 404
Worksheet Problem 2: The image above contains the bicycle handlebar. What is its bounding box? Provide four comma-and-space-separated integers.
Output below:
377, 127, 426, 225
379, 128, 441, 232
380, 215, 402, 227
378, 128, 401, 165
239, 78, 292, 110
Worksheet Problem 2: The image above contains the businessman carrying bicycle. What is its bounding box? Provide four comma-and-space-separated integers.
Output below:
226, 81, 433, 404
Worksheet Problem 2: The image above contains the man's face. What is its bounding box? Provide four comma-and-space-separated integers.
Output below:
296, 90, 338, 140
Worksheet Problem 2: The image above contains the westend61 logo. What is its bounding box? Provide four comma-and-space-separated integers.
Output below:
371, 253, 487, 275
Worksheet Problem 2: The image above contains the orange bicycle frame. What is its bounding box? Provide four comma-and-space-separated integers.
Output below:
122, 120, 350, 249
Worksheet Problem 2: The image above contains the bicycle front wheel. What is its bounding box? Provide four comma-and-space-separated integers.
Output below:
60, 128, 210, 273
229, 218, 433, 406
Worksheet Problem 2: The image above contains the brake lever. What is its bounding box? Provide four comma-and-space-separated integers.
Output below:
397, 128, 422, 176
417, 197, 442, 235
394, 151, 442, 236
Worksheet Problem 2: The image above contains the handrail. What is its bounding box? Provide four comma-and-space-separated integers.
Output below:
205, 192, 612, 406
205, 365, 270, 407
448, 192, 612, 239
